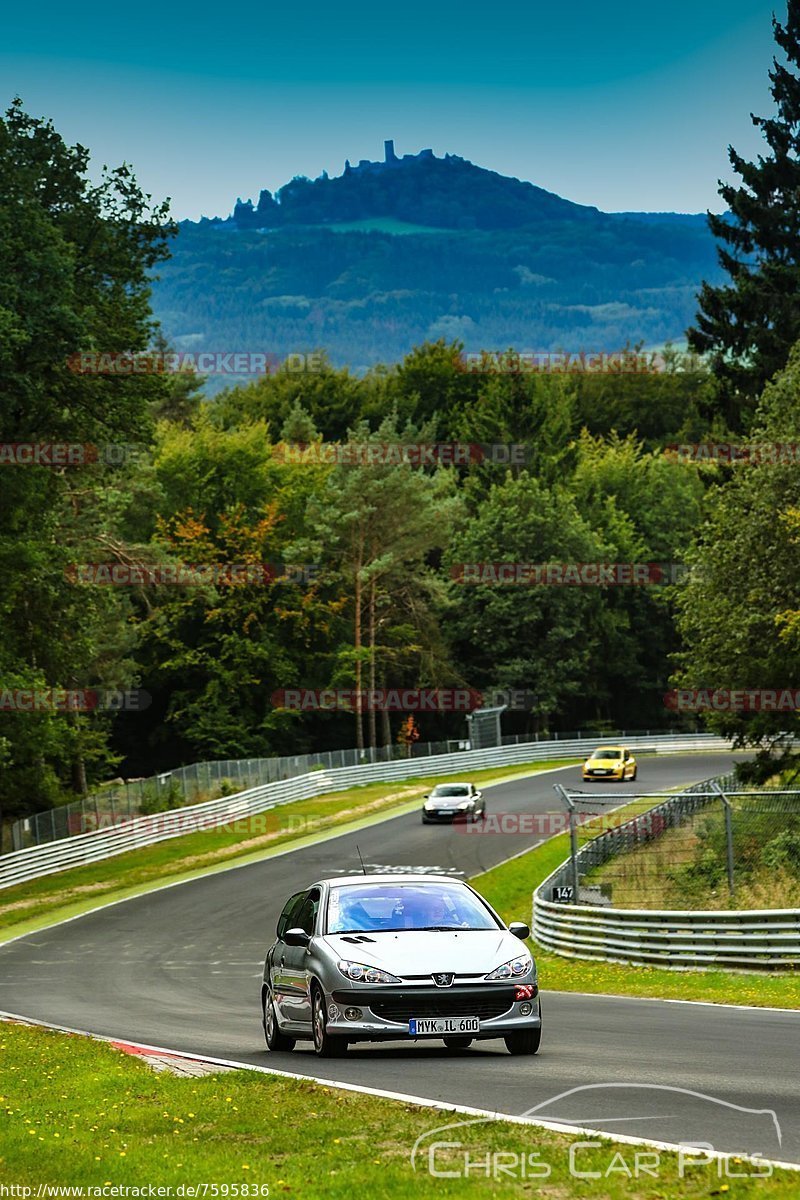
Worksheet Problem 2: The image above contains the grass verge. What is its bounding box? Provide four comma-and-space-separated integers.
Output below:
1, 1020, 796, 1195
472, 810, 800, 1009
0, 759, 576, 942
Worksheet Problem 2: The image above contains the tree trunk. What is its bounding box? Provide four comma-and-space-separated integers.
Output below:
69, 711, 89, 795
72, 752, 88, 796
354, 538, 364, 751
368, 577, 377, 748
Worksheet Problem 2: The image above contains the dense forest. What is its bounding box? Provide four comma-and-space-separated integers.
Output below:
5, 0, 800, 838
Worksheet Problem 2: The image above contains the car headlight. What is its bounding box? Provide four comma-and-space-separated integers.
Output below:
457, 800, 472, 809
485, 953, 532, 980
337, 960, 402, 984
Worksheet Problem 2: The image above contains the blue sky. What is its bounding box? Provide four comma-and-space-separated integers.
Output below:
1, 0, 779, 219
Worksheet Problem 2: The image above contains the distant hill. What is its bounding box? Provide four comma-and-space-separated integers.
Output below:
151, 142, 723, 385
228, 141, 603, 232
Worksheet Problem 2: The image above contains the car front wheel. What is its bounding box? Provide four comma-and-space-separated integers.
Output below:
504, 1001, 542, 1056
312, 985, 348, 1057
263, 991, 295, 1052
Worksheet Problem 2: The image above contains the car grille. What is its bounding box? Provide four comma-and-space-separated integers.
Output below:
369, 990, 515, 1022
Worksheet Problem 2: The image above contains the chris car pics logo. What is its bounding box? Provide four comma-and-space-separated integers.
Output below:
410, 1084, 781, 1181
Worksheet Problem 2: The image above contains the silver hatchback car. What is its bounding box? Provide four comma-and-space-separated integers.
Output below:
262, 873, 541, 1057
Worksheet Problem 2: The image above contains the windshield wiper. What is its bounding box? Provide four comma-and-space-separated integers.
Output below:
414, 924, 471, 931
331, 928, 383, 934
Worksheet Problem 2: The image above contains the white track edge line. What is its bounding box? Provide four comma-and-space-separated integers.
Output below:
1, 1008, 797, 1172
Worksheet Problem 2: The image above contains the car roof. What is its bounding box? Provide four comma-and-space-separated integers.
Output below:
430, 781, 472, 787
313, 873, 471, 888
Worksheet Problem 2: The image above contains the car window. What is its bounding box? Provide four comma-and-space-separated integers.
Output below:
293, 888, 321, 936
327, 882, 500, 933
276, 891, 305, 939
591, 747, 622, 758
431, 785, 470, 797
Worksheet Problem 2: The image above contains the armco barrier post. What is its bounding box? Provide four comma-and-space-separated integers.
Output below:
711, 779, 736, 897
724, 799, 735, 896
554, 783, 580, 900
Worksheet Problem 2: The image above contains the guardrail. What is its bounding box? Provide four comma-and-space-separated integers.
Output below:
11, 725, 716, 851
532, 774, 800, 970
0, 733, 732, 891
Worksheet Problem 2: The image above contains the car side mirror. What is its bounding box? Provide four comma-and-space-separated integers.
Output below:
509, 921, 530, 940
284, 927, 311, 947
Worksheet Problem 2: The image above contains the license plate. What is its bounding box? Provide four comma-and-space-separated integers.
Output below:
409, 1016, 480, 1035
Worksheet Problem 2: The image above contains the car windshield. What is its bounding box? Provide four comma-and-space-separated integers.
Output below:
326, 882, 499, 933
430, 785, 469, 797
591, 747, 622, 759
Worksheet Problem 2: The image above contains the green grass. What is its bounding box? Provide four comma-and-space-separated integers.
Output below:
0, 759, 576, 942
1, 1020, 796, 1195
472, 813, 800, 1008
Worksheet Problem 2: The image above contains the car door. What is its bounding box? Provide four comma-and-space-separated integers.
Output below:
271, 891, 304, 1025
282, 887, 321, 1026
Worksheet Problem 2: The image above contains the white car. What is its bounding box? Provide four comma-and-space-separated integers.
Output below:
421, 782, 486, 823
262, 874, 541, 1057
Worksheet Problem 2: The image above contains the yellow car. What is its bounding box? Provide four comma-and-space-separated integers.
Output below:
582, 745, 637, 782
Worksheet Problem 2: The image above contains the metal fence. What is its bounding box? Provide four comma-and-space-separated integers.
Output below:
0, 733, 731, 890
10, 727, 711, 852
533, 774, 800, 969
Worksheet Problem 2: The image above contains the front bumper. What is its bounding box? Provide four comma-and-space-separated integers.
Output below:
325, 983, 540, 1041
582, 768, 624, 780
422, 807, 473, 822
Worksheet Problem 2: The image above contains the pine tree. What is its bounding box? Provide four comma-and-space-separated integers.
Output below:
688, 2, 800, 428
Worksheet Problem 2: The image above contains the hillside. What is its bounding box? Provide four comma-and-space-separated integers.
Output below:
150, 143, 723, 382
229, 142, 603, 231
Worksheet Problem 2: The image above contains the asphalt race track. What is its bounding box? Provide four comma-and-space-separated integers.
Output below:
2, 752, 799, 1164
